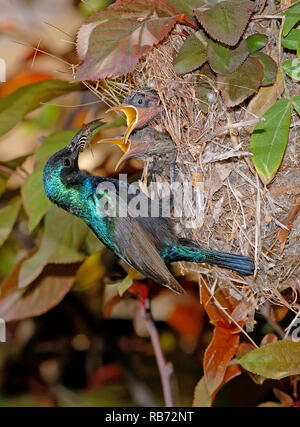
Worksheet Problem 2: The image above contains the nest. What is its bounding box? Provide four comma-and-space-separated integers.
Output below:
83, 23, 300, 319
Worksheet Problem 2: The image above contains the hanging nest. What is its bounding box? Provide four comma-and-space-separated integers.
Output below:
81, 21, 300, 318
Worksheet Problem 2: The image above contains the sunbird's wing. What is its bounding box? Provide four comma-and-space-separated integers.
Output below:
94, 179, 184, 294
114, 215, 185, 294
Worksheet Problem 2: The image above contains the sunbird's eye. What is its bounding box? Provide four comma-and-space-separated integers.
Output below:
64, 158, 71, 167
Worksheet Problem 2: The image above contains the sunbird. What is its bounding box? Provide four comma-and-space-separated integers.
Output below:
43, 120, 254, 294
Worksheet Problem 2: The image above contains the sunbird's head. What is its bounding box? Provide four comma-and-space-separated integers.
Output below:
107, 88, 161, 145
46, 119, 103, 172
43, 119, 103, 203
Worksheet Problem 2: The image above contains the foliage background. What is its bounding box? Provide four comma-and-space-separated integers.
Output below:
0, 0, 299, 407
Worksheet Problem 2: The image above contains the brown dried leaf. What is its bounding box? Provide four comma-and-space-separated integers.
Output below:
244, 71, 284, 133
0, 259, 75, 322
277, 196, 300, 252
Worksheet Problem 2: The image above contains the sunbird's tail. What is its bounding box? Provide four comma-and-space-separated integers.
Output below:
163, 238, 254, 276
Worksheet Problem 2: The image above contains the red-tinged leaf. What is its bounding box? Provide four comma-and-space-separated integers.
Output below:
217, 56, 264, 107
75, 0, 183, 80
87, 363, 123, 391
236, 342, 255, 359
207, 38, 249, 74
0, 259, 74, 322
200, 280, 240, 328
168, 0, 222, 17
167, 300, 204, 342
128, 281, 149, 305
194, 0, 255, 46
193, 364, 241, 407
204, 326, 240, 395
273, 388, 294, 406
251, 52, 277, 86
260, 333, 278, 346
104, 295, 122, 317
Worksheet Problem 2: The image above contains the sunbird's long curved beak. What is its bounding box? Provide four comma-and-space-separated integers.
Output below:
106, 104, 159, 145
69, 119, 104, 154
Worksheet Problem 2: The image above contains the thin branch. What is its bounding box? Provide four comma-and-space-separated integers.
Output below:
142, 298, 174, 407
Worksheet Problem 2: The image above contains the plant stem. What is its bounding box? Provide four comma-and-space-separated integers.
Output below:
142, 298, 174, 407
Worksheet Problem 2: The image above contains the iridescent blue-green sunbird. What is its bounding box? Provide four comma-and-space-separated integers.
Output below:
43, 120, 254, 294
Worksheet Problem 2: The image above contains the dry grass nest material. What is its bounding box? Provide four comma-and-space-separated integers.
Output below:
83, 25, 300, 320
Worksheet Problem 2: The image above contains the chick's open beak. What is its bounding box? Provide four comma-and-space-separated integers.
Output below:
106, 104, 159, 145
98, 137, 130, 171
98, 136, 150, 171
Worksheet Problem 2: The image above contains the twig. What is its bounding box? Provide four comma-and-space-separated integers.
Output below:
142, 298, 174, 407
198, 117, 264, 144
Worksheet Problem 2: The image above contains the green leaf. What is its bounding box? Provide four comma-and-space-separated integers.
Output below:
0, 174, 8, 197
282, 58, 300, 81
83, 230, 103, 255
174, 30, 208, 74
0, 236, 19, 279
258, 402, 283, 407
239, 340, 300, 379
292, 95, 300, 115
282, 3, 300, 37
194, 0, 254, 46
21, 130, 78, 231
118, 268, 141, 296
118, 275, 133, 296
251, 52, 277, 86
21, 164, 51, 232
18, 206, 88, 288
0, 80, 81, 137
35, 130, 78, 164
281, 28, 300, 51
193, 376, 212, 407
246, 33, 268, 53
207, 38, 249, 74
217, 56, 264, 107
75, 0, 183, 80
0, 197, 22, 247
250, 98, 291, 184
